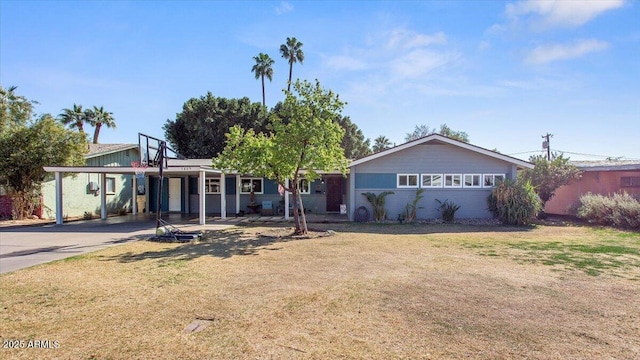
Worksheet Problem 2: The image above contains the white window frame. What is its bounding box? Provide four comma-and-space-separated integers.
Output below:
298, 179, 311, 194
483, 174, 506, 188
463, 174, 482, 188
421, 174, 443, 188
105, 177, 116, 195
443, 174, 462, 188
205, 178, 221, 194
397, 174, 419, 188
240, 178, 263, 194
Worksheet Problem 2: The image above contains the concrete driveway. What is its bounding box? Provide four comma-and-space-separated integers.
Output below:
0, 215, 234, 274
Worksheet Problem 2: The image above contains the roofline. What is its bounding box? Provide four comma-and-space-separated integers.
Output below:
349, 134, 534, 169
85, 144, 139, 159
43, 166, 221, 174
578, 164, 640, 172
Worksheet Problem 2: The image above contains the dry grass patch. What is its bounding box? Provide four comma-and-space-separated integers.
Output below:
1, 223, 639, 359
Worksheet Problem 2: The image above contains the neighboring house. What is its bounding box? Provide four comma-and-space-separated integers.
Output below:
544, 160, 640, 215
347, 134, 533, 221
41, 144, 139, 219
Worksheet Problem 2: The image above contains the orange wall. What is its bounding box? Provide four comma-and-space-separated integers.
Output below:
545, 170, 640, 215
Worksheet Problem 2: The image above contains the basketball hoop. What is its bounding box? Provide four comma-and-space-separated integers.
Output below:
131, 161, 148, 178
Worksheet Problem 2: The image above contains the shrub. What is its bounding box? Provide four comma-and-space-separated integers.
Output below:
488, 179, 541, 225
436, 199, 460, 223
577, 192, 640, 229
403, 189, 425, 222
362, 191, 394, 222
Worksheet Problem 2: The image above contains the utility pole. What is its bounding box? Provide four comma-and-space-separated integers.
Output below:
541, 133, 553, 160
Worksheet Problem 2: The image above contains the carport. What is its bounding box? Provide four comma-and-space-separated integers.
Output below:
44, 161, 223, 226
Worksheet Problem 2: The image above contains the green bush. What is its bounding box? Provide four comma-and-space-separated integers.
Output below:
362, 191, 394, 222
577, 192, 640, 229
436, 199, 460, 223
488, 179, 541, 225
403, 189, 425, 222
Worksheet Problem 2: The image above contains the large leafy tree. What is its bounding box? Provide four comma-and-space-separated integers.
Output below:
58, 104, 89, 134
280, 37, 304, 92
213, 80, 348, 234
372, 135, 392, 153
0, 89, 87, 219
336, 115, 371, 159
405, 123, 469, 143
251, 53, 275, 108
164, 94, 269, 158
1, 85, 34, 131
86, 105, 116, 144
519, 153, 582, 210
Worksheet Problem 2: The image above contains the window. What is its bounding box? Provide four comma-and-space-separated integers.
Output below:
397, 174, 419, 188
464, 174, 482, 188
483, 174, 505, 188
298, 179, 311, 194
240, 178, 263, 194
422, 174, 443, 188
444, 174, 462, 188
205, 178, 220, 194
621, 176, 640, 188
105, 177, 116, 194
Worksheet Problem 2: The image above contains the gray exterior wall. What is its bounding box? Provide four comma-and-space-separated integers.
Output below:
187, 177, 336, 215
350, 142, 518, 220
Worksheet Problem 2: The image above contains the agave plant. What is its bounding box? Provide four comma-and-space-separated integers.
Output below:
436, 198, 461, 223
362, 191, 394, 222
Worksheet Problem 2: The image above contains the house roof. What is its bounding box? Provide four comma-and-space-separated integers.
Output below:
86, 144, 139, 159
570, 160, 640, 172
349, 134, 534, 169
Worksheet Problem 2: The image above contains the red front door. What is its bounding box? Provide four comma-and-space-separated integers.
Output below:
325, 176, 342, 212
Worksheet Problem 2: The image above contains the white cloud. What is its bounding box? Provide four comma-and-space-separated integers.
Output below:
325, 55, 368, 71
525, 39, 609, 64
391, 49, 459, 78
506, 0, 625, 29
386, 29, 447, 50
275, 1, 293, 15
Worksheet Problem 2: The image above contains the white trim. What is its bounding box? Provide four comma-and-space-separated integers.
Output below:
204, 178, 221, 194
349, 134, 533, 169
443, 174, 462, 188
397, 173, 419, 188
240, 177, 264, 194
463, 174, 482, 188
298, 179, 311, 194
105, 177, 116, 194
421, 174, 443, 188
483, 174, 506, 188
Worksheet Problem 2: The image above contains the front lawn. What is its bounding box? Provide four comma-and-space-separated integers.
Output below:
1, 223, 638, 359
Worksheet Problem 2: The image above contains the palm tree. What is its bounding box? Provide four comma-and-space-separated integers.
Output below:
58, 104, 88, 133
251, 53, 275, 107
279, 37, 304, 92
87, 106, 116, 144
373, 135, 392, 153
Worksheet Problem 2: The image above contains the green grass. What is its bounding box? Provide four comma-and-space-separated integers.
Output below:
463, 227, 640, 277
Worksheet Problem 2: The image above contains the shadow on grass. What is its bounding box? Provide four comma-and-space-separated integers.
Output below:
104, 228, 302, 263
296, 222, 538, 235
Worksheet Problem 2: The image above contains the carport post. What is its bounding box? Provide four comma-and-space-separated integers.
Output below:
199, 170, 205, 225
55, 172, 63, 225
284, 178, 290, 220
131, 175, 137, 215
220, 173, 226, 219
100, 173, 107, 220
235, 174, 241, 215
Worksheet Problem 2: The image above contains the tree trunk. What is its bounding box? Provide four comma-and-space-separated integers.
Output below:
291, 188, 301, 233
93, 123, 101, 144
287, 62, 293, 92
261, 75, 266, 107
297, 192, 308, 234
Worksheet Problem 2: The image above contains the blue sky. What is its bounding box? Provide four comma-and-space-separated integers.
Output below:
1, 0, 638, 161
